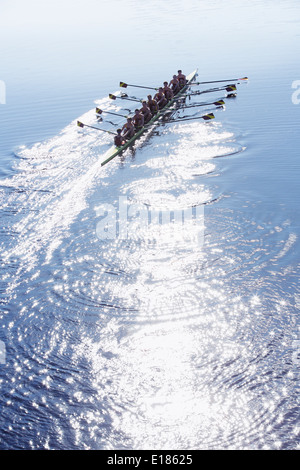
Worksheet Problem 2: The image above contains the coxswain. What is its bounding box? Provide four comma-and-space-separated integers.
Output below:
169, 75, 180, 95
122, 117, 135, 140
140, 101, 152, 124
114, 129, 125, 147
147, 95, 159, 115
163, 82, 174, 102
154, 88, 167, 109
132, 109, 144, 131
177, 70, 187, 88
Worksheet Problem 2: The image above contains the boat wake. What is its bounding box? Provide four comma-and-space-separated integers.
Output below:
0, 96, 243, 300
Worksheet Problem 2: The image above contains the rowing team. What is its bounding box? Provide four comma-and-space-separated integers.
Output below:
114, 70, 187, 147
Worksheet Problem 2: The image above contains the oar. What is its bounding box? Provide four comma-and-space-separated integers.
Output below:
180, 100, 225, 109
172, 84, 237, 101
120, 81, 157, 91
77, 121, 117, 135
190, 84, 237, 96
190, 77, 248, 85
96, 107, 130, 119
159, 113, 215, 124
109, 93, 141, 103
172, 112, 215, 122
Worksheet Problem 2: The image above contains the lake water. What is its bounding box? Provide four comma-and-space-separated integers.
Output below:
0, 0, 300, 450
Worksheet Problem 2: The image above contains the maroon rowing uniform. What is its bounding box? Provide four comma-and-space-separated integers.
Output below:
122, 118, 135, 140
169, 75, 180, 95
114, 129, 125, 147
147, 95, 159, 115
177, 70, 187, 88
154, 88, 167, 109
140, 101, 152, 123
163, 82, 174, 101
132, 109, 144, 130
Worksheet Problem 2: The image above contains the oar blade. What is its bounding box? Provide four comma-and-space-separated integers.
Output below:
225, 85, 237, 92
120, 82, 128, 88
109, 94, 117, 100
202, 113, 215, 121
213, 100, 225, 106
96, 107, 103, 114
77, 121, 84, 128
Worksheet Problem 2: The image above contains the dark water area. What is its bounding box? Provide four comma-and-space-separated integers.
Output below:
0, 0, 299, 450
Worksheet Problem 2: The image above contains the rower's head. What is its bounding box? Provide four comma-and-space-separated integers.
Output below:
135, 109, 140, 114
173, 75, 177, 79
147, 95, 152, 99
159, 87, 163, 92
163, 81, 168, 86
178, 70, 182, 74
127, 117, 132, 122
117, 128, 122, 134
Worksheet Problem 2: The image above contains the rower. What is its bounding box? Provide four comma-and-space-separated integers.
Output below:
169, 75, 180, 95
114, 128, 125, 147
132, 109, 144, 131
177, 69, 187, 88
140, 101, 152, 124
163, 81, 174, 102
154, 88, 167, 109
147, 95, 159, 115
122, 117, 135, 140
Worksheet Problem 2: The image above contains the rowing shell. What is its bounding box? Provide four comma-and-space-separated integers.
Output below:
100, 69, 198, 167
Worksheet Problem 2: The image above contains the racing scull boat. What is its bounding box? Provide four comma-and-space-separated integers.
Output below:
100, 69, 199, 167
